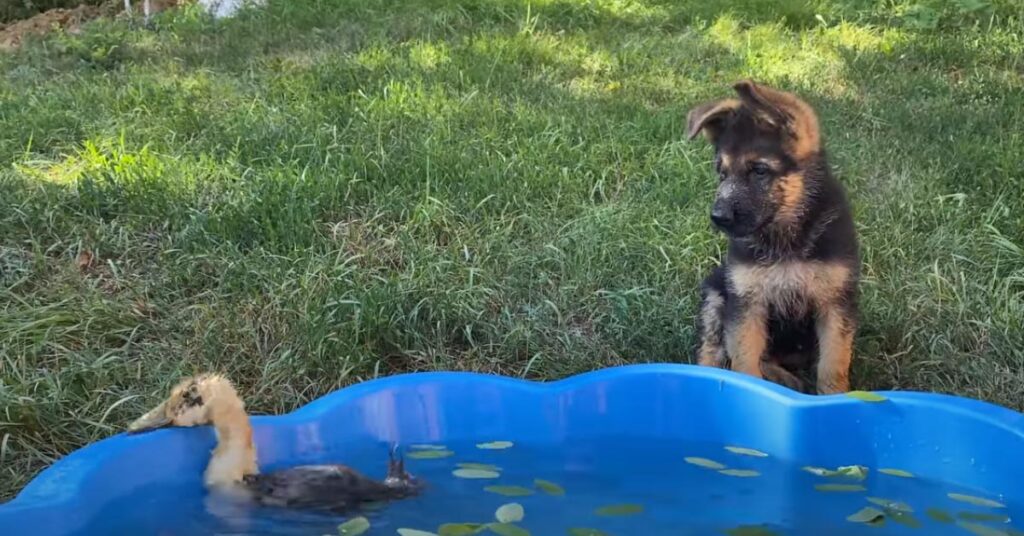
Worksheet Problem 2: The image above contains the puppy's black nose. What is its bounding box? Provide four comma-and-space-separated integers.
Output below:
711, 204, 734, 228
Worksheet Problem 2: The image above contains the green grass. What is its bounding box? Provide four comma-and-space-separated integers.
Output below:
1, 0, 1022, 500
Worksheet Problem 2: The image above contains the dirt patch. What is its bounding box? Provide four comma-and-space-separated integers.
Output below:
0, 0, 184, 50
0, 4, 101, 50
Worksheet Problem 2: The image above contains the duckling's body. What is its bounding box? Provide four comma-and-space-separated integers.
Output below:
243, 459, 418, 512
129, 374, 422, 514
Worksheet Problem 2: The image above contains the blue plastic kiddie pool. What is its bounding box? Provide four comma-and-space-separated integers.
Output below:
1, 364, 1022, 535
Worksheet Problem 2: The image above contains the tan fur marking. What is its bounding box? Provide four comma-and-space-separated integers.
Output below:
725, 304, 767, 378
698, 290, 726, 367
816, 306, 854, 394
729, 261, 850, 318
774, 172, 805, 226
720, 152, 732, 170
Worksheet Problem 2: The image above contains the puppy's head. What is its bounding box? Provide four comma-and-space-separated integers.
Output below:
686, 81, 821, 237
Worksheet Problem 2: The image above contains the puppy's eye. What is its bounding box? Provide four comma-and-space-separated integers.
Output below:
750, 163, 772, 179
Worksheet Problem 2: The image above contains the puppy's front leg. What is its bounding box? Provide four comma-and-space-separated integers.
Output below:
725, 303, 767, 379
815, 304, 854, 394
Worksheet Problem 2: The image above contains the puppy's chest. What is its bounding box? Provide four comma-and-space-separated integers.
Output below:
728, 261, 848, 315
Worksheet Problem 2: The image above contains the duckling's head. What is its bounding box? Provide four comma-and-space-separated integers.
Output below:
129, 373, 241, 433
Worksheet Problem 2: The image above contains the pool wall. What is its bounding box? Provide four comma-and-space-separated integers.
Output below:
1, 364, 1022, 535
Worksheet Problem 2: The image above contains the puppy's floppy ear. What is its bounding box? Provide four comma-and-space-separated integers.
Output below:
686, 98, 739, 142
732, 80, 790, 127
732, 79, 821, 160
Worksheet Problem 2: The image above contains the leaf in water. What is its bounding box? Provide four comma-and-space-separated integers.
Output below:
485, 486, 534, 497
724, 525, 782, 535
495, 503, 525, 523
534, 479, 565, 496
408, 449, 455, 460
337, 516, 370, 536
459, 463, 501, 472
452, 468, 501, 479
815, 484, 866, 493
948, 493, 1006, 509
718, 469, 761, 478
488, 523, 530, 536
867, 497, 913, 513
846, 391, 887, 402
567, 529, 610, 536
847, 507, 886, 524
477, 441, 514, 450
958, 512, 1011, 523
438, 523, 487, 536
685, 457, 726, 470
888, 510, 922, 529
957, 522, 1011, 536
411, 444, 448, 450
398, 530, 439, 536
801, 465, 867, 479
879, 468, 915, 478
835, 465, 869, 480
926, 508, 954, 523
725, 446, 769, 458
594, 503, 644, 516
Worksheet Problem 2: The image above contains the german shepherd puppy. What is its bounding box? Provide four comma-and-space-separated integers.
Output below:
687, 81, 859, 394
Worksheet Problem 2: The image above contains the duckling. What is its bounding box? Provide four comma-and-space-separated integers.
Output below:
128, 373, 423, 513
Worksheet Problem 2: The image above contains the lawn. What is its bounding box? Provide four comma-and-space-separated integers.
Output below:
1, 0, 1022, 500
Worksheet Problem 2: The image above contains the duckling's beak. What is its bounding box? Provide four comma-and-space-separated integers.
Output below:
128, 402, 173, 434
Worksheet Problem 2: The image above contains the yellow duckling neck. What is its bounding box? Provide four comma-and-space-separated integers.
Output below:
200, 378, 259, 489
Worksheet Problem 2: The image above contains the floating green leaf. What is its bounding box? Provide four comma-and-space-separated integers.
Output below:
948, 493, 1006, 508
488, 524, 530, 536
408, 449, 455, 459
725, 446, 769, 457
847, 507, 886, 524
567, 529, 609, 536
411, 444, 448, 450
398, 530, 439, 536
879, 468, 915, 478
801, 465, 867, 480
888, 510, 922, 529
459, 463, 502, 471
815, 483, 866, 492
846, 391, 887, 402
495, 503, 525, 523
926, 508, 954, 523
337, 516, 371, 536
723, 525, 781, 535
452, 468, 501, 479
438, 523, 486, 536
594, 503, 644, 516
534, 479, 565, 496
685, 457, 727, 470
957, 522, 1010, 536
867, 497, 913, 513
485, 485, 534, 497
477, 441, 514, 450
836, 465, 869, 480
718, 469, 760, 478
958, 512, 1011, 523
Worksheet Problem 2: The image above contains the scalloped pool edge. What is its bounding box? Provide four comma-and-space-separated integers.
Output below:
2, 363, 1023, 533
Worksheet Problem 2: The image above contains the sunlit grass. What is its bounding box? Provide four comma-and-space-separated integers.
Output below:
1, 0, 1023, 500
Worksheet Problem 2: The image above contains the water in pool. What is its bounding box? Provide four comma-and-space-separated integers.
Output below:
77, 438, 1019, 535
